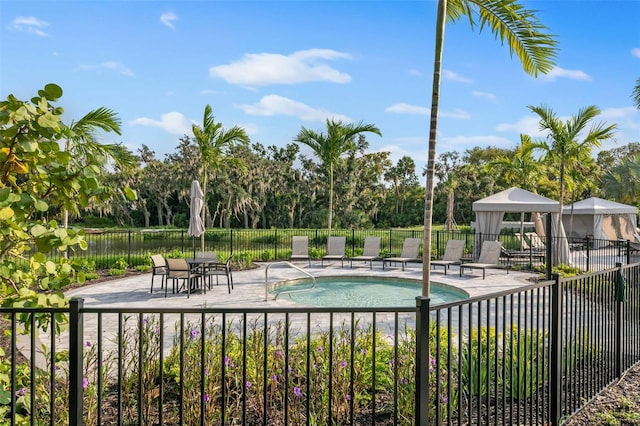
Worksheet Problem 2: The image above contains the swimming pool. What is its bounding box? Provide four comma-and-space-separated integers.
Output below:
271, 276, 468, 307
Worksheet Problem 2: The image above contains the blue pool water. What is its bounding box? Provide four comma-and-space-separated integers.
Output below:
272, 277, 468, 307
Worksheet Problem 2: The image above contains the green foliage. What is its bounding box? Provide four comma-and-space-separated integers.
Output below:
461, 325, 548, 399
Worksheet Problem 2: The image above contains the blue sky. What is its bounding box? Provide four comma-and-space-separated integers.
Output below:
2, 1, 639, 171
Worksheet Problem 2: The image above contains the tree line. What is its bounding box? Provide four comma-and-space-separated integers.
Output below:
81, 110, 638, 231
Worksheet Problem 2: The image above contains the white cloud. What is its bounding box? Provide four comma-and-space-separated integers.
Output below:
9, 16, 49, 36
439, 109, 471, 119
209, 49, 352, 86
443, 69, 472, 83
631, 48, 640, 58
472, 90, 497, 101
385, 103, 428, 115
600, 106, 640, 129
495, 115, 545, 137
130, 112, 194, 135
441, 135, 515, 149
238, 123, 259, 135
236, 94, 352, 122
539, 66, 591, 82
408, 69, 422, 77
160, 12, 177, 30
75, 61, 134, 76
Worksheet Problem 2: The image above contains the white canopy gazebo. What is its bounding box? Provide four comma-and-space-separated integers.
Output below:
472, 187, 572, 265
563, 197, 640, 248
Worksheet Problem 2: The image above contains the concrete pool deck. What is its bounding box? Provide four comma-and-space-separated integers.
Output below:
66, 260, 539, 309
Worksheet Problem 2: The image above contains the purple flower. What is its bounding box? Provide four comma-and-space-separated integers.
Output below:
389, 359, 395, 366
204, 368, 209, 375
440, 394, 448, 403
340, 361, 347, 368
246, 381, 252, 388
361, 349, 368, 355
82, 378, 88, 389
293, 387, 302, 397
142, 318, 148, 325
16, 388, 26, 396
270, 374, 277, 381
276, 350, 283, 357
204, 393, 211, 402
346, 394, 351, 401
317, 346, 323, 353
224, 356, 230, 366
191, 329, 199, 339
430, 358, 437, 366
85, 341, 91, 348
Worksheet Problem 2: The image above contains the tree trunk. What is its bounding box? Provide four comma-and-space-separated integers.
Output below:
327, 164, 334, 238
422, 0, 447, 298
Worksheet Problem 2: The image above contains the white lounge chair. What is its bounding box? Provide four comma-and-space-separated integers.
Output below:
290, 236, 311, 266
322, 236, 347, 268
349, 236, 382, 269
459, 240, 503, 279
431, 239, 465, 275
383, 238, 421, 271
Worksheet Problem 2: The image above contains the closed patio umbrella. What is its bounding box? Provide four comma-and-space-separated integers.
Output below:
187, 179, 205, 258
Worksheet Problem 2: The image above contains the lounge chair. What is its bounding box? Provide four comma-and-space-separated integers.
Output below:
459, 240, 503, 279
383, 238, 421, 271
525, 232, 546, 250
431, 239, 465, 275
349, 236, 382, 269
150, 254, 168, 293
290, 236, 311, 266
514, 233, 531, 250
322, 236, 347, 268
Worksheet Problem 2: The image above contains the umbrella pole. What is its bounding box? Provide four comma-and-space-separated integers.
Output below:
192, 236, 196, 259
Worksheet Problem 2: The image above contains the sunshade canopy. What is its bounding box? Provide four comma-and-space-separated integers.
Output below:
563, 197, 637, 215
472, 187, 560, 213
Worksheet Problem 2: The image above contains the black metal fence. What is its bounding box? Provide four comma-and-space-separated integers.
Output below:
2, 263, 639, 425
56, 228, 633, 273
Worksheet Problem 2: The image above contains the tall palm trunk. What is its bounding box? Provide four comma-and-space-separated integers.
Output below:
422, 0, 447, 298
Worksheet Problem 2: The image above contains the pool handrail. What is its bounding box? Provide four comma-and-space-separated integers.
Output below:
264, 261, 316, 301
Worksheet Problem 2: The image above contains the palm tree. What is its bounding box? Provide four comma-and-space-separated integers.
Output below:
422, 0, 559, 297
528, 105, 617, 209
633, 77, 640, 109
294, 119, 381, 237
62, 107, 135, 227
529, 104, 617, 257
192, 104, 250, 249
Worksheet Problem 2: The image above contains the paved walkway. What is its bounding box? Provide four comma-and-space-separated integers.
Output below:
66, 260, 538, 309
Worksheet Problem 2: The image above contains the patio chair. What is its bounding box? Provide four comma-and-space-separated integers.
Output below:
525, 232, 546, 250
150, 254, 168, 293
349, 236, 382, 269
430, 239, 465, 275
197, 251, 233, 293
459, 240, 504, 279
322, 236, 347, 268
514, 233, 531, 250
290, 236, 311, 266
383, 238, 421, 271
166, 258, 203, 298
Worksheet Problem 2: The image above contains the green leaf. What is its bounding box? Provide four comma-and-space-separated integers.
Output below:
45, 261, 56, 274
34, 199, 48, 212
0, 207, 14, 220
31, 224, 47, 237
124, 186, 137, 201
43, 83, 63, 100
18, 139, 38, 153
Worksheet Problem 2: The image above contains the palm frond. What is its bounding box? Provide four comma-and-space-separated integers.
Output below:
466, 0, 558, 76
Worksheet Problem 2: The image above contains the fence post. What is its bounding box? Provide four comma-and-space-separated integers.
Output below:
415, 296, 431, 424
546, 215, 552, 280
585, 236, 590, 272
127, 230, 132, 267
615, 262, 625, 377
69, 298, 85, 426
230, 229, 234, 255
550, 274, 562, 426
626, 241, 631, 265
